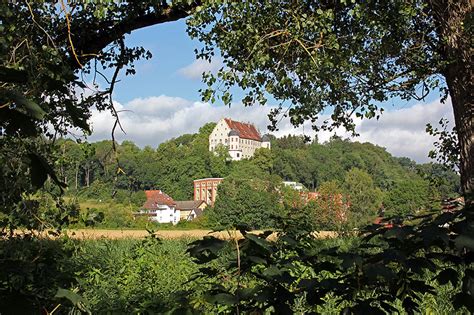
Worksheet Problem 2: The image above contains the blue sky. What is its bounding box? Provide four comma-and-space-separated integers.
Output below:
115, 19, 203, 102
86, 18, 453, 163
115, 18, 441, 108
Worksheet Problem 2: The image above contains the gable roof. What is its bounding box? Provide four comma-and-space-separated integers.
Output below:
175, 200, 207, 211
190, 208, 203, 217
224, 118, 261, 141
143, 190, 176, 209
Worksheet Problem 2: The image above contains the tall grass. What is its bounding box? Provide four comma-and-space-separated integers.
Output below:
71, 237, 199, 313
0, 235, 465, 314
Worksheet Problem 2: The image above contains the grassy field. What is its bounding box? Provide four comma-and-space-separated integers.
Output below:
15, 228, 337, 240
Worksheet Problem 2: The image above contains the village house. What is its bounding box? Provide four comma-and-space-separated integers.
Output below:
209, 118, 271, 161
175, 200, 207, 221
136, 190, 181, 225
283, 181, 307, 191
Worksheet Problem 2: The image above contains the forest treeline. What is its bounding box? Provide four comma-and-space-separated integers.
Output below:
53, 122, 459, 228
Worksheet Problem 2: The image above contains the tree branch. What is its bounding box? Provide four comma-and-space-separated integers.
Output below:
67, 1, 202, 69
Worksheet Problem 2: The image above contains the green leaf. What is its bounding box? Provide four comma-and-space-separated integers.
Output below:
65, 101, 91, 133
0, 66, 28, 83
262, 265, 283, 278
245, 233, 271, 251
28, 153, 67, 190
248, 255, 267, 264
453, 293, 474, 312
28, 154, 48, 189
4, 88, 46, 120
435, 268, 459, 286
55, 288, 90, 313
205, 293, 238, 305
455, 235, 474, 251
55, 288, 83, 305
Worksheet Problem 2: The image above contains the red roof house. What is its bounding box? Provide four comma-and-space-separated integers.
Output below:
143, 190, 176, 209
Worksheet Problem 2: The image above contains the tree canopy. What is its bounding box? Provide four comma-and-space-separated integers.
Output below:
187, 0, 472, 203
0, 1, 201, 229
1, 2, 473, 313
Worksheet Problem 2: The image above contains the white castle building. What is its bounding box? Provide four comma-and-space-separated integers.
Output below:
209, 118, 271, 161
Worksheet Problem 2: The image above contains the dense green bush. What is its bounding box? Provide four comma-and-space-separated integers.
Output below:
73, 237, 200, 313
384, 178, 431, 217
207, 176, 281, 229
0, 236, 77, 314
182, 205, 473, 314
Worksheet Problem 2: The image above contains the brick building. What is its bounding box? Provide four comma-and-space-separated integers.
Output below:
193, 178, 223, 205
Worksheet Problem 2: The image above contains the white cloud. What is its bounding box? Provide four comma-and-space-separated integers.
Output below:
356, 99, 454, 162
86, 95, 454, 163
177, 58, 223, 80
127, 95, 191, 117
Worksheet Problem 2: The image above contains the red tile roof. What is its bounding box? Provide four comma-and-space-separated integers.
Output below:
143, 190, 176, 209
224, 118, 262, 141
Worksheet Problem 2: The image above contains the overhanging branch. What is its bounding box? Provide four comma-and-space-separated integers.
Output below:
66, 1, 202, 69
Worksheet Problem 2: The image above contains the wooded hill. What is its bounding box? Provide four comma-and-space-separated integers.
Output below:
56, 122, 459, 213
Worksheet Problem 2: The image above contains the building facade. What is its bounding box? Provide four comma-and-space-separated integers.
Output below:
175, 200, 208, 221
283, 181, 307, 191
194, 178, 223, 206
209, 118, 271, 161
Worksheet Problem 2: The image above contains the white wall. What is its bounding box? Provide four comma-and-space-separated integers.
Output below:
209, 118, 230, 151
283, 181, 306, 191
146, 205, 181, 225
209, 118, 269, 161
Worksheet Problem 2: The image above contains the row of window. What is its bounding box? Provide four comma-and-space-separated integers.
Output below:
233, 152, 252, 159
211, 144, 260, 152
195, 182, 219, 188
210, 137, 260, 145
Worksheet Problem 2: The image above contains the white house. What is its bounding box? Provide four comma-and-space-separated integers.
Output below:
137, 190, 181, 225
283, 181, 307, 191
209, 118, 271, 161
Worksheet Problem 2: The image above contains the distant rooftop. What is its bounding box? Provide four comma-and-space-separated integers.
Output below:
143, 190, 175, 209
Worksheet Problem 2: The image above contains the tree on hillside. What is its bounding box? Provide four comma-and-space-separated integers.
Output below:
384, 178, 432, 217
416, 162, 460, 199
307, 180, 348, 230
342, 168, 384, 227
207, 176, 281, 229
210, 144, 231, 177
188, 1, 473, 204
251, 148, 273, 174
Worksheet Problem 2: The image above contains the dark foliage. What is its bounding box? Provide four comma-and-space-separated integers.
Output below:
183, 203, 473, 313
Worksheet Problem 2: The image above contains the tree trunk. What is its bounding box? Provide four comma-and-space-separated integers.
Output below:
86, 166, 90, 187
446, 67, 473, 206
430, 0, 473, 205
75, 161, 79, 190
